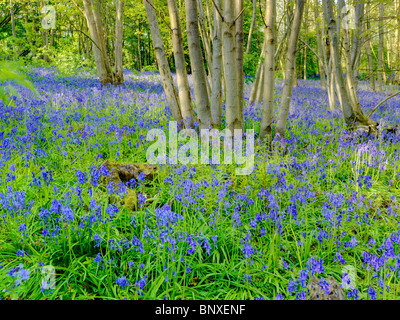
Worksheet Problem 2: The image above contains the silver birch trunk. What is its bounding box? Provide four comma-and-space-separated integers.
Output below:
377, 3, 384, 91
10, 0, 16, 60
249, 42, 265, 104
197, 0, 213, 78
396, 0, 400, 84
340, 0, 366, 121
246, 0, 257, 55
276, 0, 305, 137
144, 0, 183, 124
185, 0, 211, 129
83, 0, 113, 85
260, 0, 276, 140
235, 0, 245, 129
168, 0, 196, 127
256, 66, 265, 103
211, 0, 223, 127
114, 0, 125, 85
365, 1, 375, 91
322, 0, 355, 125
314, 0, 326, 90
223, 0, 242, 131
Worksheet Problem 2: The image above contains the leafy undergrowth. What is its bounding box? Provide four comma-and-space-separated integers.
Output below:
0, 68, 400, 300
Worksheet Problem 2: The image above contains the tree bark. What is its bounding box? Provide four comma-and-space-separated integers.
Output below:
223, 0, 242, 131
365, 1, 375, 91
249, 41, 265, 104
185, 0, 211, 129
114, 0, 125, 85
314, 0, 326, 89
396, 0, 400, 84
144, 0, 183, 124
83, 0, 114, 85
10, 0, 16, 60
276, 0, 306, 137
377, 3, 384, 91
197, 0, 213, 78
246, 0, 257, 55
211, 0, 223, 127
260, 0, 276, 140
340, 0, 367, 122
322, 0, 356, 125
235, 0, 245, 129
168, 0, 196, 127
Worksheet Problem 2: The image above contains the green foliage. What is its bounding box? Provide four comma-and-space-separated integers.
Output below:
243, 52, 261, 83
141, 64, 158, 73
0, 61, 37, 106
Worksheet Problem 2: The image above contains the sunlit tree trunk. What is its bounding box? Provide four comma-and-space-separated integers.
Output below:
197, 0, 213, 78
235, 0, 245, 128
377, 3, 384, 91
365, 1, 375, 91
83, 0, 114, 85
10, 0, 17, 60
350, 2, 364, 90
144, 0, 183, 124
276, 0, 306, 137
322, 0, 356, 125
249, 41, 265, 104
185, 0, 211, 129
396, 0, 400, 84
246, 0, 257, 54
168, 0, 196, 127
114, 0, 125, 85
260, 0, 276, 140
256, 65, 265, 103
211, 0, 223, 127
223, 0, 242, 131
314, 0, 326, 90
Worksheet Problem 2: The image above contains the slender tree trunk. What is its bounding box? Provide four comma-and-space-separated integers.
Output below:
350, 2, 363, 90
223, 0, 242, 131
256, 66, 265, 103
114, 0, 125, 85
92, 0, 113, 76
144, 0, 183, 124
235, 0, 245, 129
168, 0, 196, 127
260, 0, 276, 140
83, 0, 114, 85
314, 0, 326, 90
249, 41, 265, 104
396, 0, 400, 84
246, 0, 257, 55
185, 0, 211, 129
328, 63, 337, 111
323, 0, 355, 125
197, 0, 213, 78
365, 1, 375, 91
377, 3, 384, 91
10, 0, 17, 60
302, 4, 308, 80
276, 0, 306, 137
211, 0, 223, 127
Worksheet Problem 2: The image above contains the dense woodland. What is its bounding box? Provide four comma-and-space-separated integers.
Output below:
1, 0, 400, 301
1, 0, 400, 135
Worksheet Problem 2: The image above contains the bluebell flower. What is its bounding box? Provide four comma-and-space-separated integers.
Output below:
275, 293, 284, 300
116, 276, 129, 289
367, 286, 377, 300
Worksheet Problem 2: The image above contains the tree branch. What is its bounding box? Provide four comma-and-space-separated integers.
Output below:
231, 6, 246, 28
210, 0, 225, 22
143, 0, 172, 33
368, 91, 400, 118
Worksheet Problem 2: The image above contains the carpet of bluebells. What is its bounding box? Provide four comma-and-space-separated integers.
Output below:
1, 67, 400, 300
